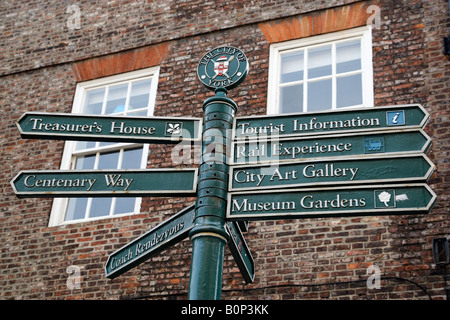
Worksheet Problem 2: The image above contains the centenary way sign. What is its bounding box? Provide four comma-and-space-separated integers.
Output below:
229, 154, 435, 191
227, 184, 437, 221
231, 129, 431, 164
105, 204, 195, 279
16, 112, 202, 143
233, 104, 429, 140
11, 168, 198, 198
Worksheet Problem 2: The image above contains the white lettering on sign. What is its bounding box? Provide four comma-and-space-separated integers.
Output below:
109, 222, 185, 271
232, 164, 359, 188
235, 141, 353, 159
302, 164, 358, 181
292, 117, 380, 132
104, 174, 134, 191
27, 118, 157, 137
231, 194, 367, 213
24, 175, 97, 191
300, 194, 366, 209
272, 142, 352, 158
232, 198, 296, 212
22, 174, 136, 192
109, 122, 156, 136
30, 118, 102, 133
236, 122, 286, 135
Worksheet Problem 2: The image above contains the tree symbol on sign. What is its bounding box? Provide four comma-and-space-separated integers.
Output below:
378, 191, 391, 206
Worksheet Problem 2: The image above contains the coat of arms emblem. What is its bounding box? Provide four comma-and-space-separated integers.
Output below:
197, 46, 249, 91
214, 56, 231, 77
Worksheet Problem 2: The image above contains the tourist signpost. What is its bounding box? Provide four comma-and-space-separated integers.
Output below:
10, 46, 438, 300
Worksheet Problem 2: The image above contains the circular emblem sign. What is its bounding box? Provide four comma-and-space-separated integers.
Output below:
197, 46, 249, 91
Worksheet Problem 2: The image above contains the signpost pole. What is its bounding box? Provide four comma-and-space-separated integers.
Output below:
188, 88, 236, 300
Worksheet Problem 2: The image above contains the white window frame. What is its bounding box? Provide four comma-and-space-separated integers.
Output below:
267, 26, 374, 115
48, 67, 160, 227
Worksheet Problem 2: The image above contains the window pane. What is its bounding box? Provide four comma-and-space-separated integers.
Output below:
337, 74, 363, 108
280, 84, 303, 114
128, 79, 151, 112
75, 154, 96, 169
308, 79, 332, 112
308, 45, 331, 79
336, 40, 361, 74
280, 51, 304, 83
98, 141, 116, 148
105, 83, 128, 114
114, 198, 136, 215
89, 198, 112, 218
75, 141, 96, 151
127, 109, 148, 116
84, 88, 105, 114
65, 198, 88, 221
97, 151, 119, 169
121, 148, 143, 169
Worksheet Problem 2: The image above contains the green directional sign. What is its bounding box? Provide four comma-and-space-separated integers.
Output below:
16, 112, 202, 143
226, 221, 255, 283
227, 184, 437, 221
233, 104, 429, 140
230, 154, 434, 191
11, 168, 198, 198
105, 204, 195, 279
232, 129, 431, 164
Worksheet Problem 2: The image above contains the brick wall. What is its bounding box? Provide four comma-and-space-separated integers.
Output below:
0, 0, 449, 300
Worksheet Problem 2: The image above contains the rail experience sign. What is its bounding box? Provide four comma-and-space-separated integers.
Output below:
232, 129, 431, 164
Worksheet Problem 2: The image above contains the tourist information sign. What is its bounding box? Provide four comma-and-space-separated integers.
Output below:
230, 154, 434, 191
105, 204, 195, 279
16, 112, 202, 143
227, 184, 437, 221
233, 104, 429, 140
232, 129, 431, 164
11, 168, 198, 198
225, 221, 255, 283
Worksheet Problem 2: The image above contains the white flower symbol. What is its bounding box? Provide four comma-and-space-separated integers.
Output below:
166, 123, 181, 135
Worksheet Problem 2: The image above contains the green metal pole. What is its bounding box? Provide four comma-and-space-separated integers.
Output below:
188, 87, 237, 300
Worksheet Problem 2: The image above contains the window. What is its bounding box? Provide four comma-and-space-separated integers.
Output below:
49, 67, 159, 226
267, 26, 373, 114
